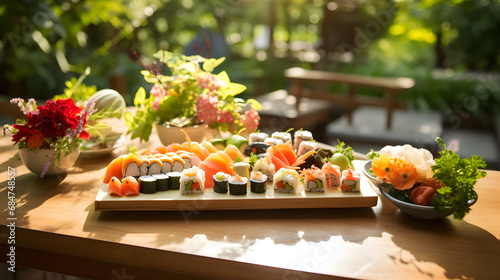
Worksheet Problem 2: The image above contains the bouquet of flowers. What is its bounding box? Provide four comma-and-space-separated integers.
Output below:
6, 98, 95, 177
125, 50, 262, 142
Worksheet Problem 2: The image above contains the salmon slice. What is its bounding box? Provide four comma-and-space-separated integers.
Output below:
107, 177, 123, 197
122, 176, 140, 196
102, 155, 126, 183
224, 144, 245, 161
190, 142, 210, 161
277, 143, 297, 165
201, 141, 218, 154
268, 143, 289, 166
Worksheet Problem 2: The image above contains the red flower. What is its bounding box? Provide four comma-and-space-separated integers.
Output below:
11, 98, 89, 146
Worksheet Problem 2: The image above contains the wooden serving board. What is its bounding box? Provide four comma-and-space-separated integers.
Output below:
94, 160, 378, 211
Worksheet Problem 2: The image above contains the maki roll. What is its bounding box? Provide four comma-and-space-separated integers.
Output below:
253, 158, 275, 181
293, 130, 313, 151
167, 171, 181, 190
249, 132, 268, 144
322, 162, 341, 188
170, 154, 185, 172
273, 168, 299, 194
156, 155, 173, 174
178, 153, 193, 169
180, 167, 205, 195
250, 171, 268, 193
244, 142, 270, 156
272, 131, 292, 145
138, 175, 157, 194
152, 173, 169, 191
340, 168, 360, 192
264, 137, 283, 146
122, 154, 150, 178
146, 156, 163, 175
213, 172, 230, 194
301, 167, 326, 192
232, 161, 250, 179
297, 141, 318, 157
228, 175, 248, 195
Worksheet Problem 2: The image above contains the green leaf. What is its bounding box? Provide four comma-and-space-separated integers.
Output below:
134, 87, 146, 107
218, 71, 231, 88
203, 57, 225, 72
245, 98, 263, 110
223, 83, 247, 96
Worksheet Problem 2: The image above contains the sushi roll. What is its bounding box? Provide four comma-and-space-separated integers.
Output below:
213, 172, 230, 194
152, 173, 169, 191
273, 168, 299, 194
264, 137, 283, 146
232, 161, 250, 179
322, 162, 341, 188
293, 130, 313, 151
138, 175, 157, 194
180, 167, 205, 195
249, 132, 268, 144
178, 153, 193, 169
167, 171, 181, 190
297, 141, 318, 157
147, 156, 163, 175
250, 171, 267, 193
156, 155, 173, 174
272, 131, 292, 145
301, 168, 326, 192
340, 168, 360, 192
170, 154, 185, 172
122, 154, 150, 178
244, 142, 270, 156
228, 175, 248, 195
252, 158, 275, 181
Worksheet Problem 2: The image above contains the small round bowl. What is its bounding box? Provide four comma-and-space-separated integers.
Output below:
363, 161, 478, 220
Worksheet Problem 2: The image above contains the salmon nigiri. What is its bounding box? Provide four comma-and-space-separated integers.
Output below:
108, 177, 123, 197
103, 155, 127, 183
122, 176, 140, 196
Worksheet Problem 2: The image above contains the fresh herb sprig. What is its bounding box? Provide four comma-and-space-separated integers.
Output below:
334, 139, 355, 164
432, 137, 487, 219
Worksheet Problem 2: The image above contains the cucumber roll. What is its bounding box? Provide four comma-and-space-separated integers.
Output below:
180, 167, 205, 195
152, 174, 169, 191
138, 175, 157, 194
250, 171, 267, 193
213, 172, 230, 194
228, 175, 248, 195
167, 172, 181, 190
273, 168, 299, 194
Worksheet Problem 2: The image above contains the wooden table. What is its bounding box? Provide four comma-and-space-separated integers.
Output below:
1, 134, 499, 280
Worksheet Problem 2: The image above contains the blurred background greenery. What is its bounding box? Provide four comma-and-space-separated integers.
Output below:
1, 0, 499, 128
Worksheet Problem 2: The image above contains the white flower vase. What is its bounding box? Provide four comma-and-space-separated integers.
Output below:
155, 123, 208, 146
19, 147, 80, 177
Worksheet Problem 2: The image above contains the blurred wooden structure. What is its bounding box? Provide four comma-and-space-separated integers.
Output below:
285, 67, 414, 130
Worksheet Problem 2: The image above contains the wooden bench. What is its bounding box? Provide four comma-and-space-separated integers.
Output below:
285, 67, 415, 130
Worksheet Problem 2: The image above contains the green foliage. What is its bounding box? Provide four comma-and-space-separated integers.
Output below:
431, 137, 487, 219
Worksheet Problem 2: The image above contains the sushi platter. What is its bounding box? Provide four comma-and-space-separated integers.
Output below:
95, 130, 380, 211
94, 160, 378, 211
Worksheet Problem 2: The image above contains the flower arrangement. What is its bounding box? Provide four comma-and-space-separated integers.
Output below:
368, 138, 486, 219
6, 98, 95, 177
125, 50, 262, 142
